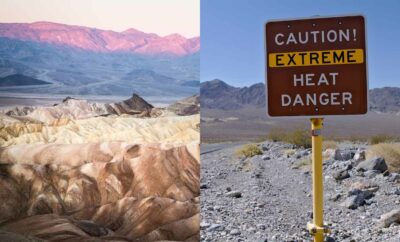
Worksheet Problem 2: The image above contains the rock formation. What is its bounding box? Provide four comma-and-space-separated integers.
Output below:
0, 142, 199, 241
0, 95, 200, 241
168, 95, 200, 116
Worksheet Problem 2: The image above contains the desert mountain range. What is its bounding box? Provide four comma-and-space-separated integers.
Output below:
0, 22, 199, 97
201, 79, 400, 113
0, 22, 199, 56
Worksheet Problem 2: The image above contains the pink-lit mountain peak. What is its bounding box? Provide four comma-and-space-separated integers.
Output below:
0, 21, 199, 56
29, 21, 78, 30
164, 33, 186, 40
122, 28, 146, 35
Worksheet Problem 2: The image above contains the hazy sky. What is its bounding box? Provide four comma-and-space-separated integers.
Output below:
201, 0, 400, 88
0, 0, 200, 38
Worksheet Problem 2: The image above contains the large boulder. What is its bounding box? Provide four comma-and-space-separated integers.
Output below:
356, 157, 388, 173
348, 188, 374, 199
341, 189, 374, 209
334, 149, 355, 161
341, 194, 365, 209
333, 169, 350, 181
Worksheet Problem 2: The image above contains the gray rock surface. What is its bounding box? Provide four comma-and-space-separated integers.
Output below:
354, 150, 366, 162
357, 157, 388, 173
341, 195, 365, 209
341, 189, 374, 209
333, 169, 350, 181
201, 141, 400, 242
334, 149, 355, 161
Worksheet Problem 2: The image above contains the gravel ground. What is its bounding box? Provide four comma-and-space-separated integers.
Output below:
200, 141, 400, 242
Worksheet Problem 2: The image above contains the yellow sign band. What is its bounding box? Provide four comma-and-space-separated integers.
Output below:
268, 49, 364, 67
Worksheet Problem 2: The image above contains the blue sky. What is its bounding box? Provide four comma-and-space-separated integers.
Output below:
201, 0, 400, 88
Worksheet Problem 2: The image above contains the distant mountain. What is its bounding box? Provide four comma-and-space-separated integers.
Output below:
0, 22, 199, 57
200, 79, 265, 110
123, 69, 177, 84
201, 79, 400, 113
369, 87, 400, 113
0, 74, 50, 86
0, 33, 199, 97
177, 80, 200, 87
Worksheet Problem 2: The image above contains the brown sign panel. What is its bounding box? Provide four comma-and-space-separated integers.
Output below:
265, 15, 368, 117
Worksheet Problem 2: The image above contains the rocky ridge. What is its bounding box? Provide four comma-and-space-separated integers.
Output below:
167, 95, 200, 116
1, 94, 199, 124
3, 93, 154, 123
0, 94, 200, 241
0, 22, 199, 56
200, 80, 400, 114
0, 142, 200, 241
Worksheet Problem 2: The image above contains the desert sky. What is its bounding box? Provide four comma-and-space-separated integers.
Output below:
0, 0, 200, 37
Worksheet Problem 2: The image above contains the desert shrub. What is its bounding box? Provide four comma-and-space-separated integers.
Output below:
369, 135, 394, 145
235, 144, 263, 158
267, 128, 311, 148
324, 135, 368, 143
347, 135, 368, 143
323, 140, 338, 150
292, 158, 312, 169
266, 128, 286, 142
284, 149, 296, 156
366, 143, 400, 172
255, 135, 268, 143
284, 129, 311, 148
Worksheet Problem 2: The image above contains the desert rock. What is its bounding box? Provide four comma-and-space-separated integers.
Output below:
0, 95, 200, 242
378, 209, 400, 228
0, 142, 200, 241
356, 157, 388, 173
0, 114, 199, 146
167, 95, 200, 116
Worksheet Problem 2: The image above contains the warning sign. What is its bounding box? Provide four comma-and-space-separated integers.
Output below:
265, 15, 368, 116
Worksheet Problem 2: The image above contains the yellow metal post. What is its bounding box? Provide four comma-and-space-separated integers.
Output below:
307, 118, 326, 242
